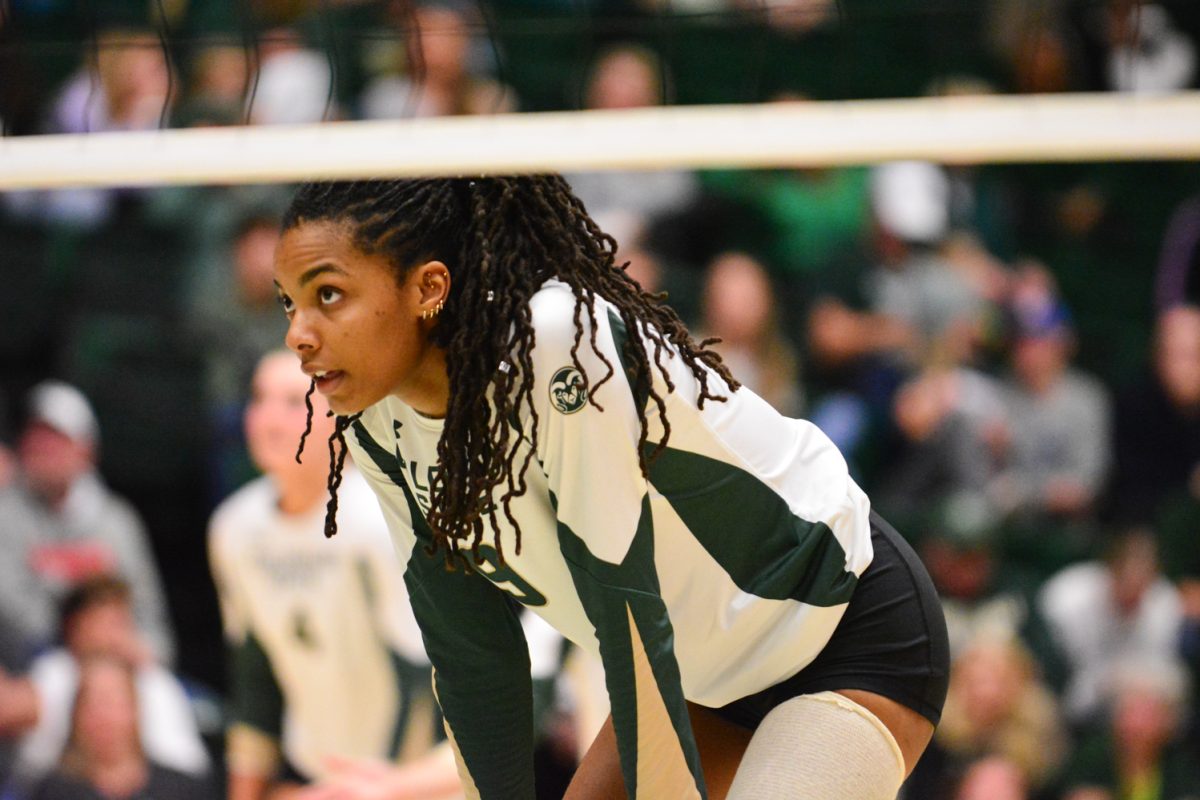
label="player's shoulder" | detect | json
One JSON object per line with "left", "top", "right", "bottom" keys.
{"left": 210, "top": 477, "right": 277, "bottom": 543}
{"left": 324, "top": 467, "right": 392, "bottom": 550}
{"left": 527, "top": 279, "right": 622, "bottom": 370}
{"left": 528, "top": 279, "right": 600, "bottom": 342}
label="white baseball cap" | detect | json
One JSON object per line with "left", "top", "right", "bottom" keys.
{"left": 871, "top": 160, "right": 950, "bottom": 244}
{"left": 26, "top": 380, "right": 99, "bottom": 443}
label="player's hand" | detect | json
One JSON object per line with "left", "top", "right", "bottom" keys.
{"left": 288, "top": 758, "right": 405, "bottom": 800}
{"left": 291, "top": 755, "right": 462, "bottom": 800}
{"left": 264, "top": 783, "right": 308, "bottom": 800}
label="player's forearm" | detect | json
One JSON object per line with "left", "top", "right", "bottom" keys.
{"left": 227, "top": 723, "right": 284, "bottom": 800}
{"left": 228, "top": 771, "right": 272, "bottom": 800}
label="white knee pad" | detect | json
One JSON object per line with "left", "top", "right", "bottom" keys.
{"left": 726, "top": 691, "right": 906, "bottom": 800}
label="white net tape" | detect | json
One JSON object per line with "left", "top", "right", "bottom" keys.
{"left": 1, "top": 91, "right": 1198, "bottom": 190}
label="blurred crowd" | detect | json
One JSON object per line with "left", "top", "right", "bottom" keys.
{"left": 2, "top": 0, "right": 1200, "bottom": 798}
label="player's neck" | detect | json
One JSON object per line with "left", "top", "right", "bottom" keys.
{"left": 275, "top": 470, "right": 331, "bottom": 518}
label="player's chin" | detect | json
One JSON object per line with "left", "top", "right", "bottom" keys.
{"left": 326, "top": 386, "right": 375, "bottom": 418}
{"left": 328, "top": 398, "right": 366, "bottom": 417}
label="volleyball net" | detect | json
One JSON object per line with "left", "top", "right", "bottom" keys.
{"left": 2, "top": 91, "right": 1200, "bottom": 190}
{"left": 3, "top": 0, "right": 1200, "bottom": 189}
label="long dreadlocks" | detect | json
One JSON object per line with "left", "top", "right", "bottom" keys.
{"left": 284, "top": 175, "right": 739, "bottom": 562}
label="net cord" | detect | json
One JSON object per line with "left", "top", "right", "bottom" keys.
{"left": 1, "top": 92, "right": 1198, "bottom": 190}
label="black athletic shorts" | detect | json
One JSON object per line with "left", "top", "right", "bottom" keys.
{"left": 712, "top": 512, "right": 950, "bottom": 729}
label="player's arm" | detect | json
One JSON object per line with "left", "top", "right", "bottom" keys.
{"left": 350, "top": 421, "right": 534, "bottom": 800}
{"left": 209, "top": 520, "right": 286, "bottom": 800}
{"left": 528, "top": 290, "right": 706, "bottom": 799}
{"left": 353, "top": 498, "right": 446, "bottom": 762}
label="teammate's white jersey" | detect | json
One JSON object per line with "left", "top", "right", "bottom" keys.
{"left": 346, "top": 279, "right": 874, "bottom": 799}
{"left": 208, "top": 469, "right": 439, "bottom": 781}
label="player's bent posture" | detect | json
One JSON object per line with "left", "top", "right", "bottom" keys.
{"left": 273, "top": 176, "right": 950, "bottom": 800}
{"left": 208, "top": 352, "right": 461, "bottom": 800}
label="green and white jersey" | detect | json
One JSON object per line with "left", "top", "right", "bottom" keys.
{"left": 347, "top": 279, "right": 874, "bottom": 799}
{"left": 208, "top": 469, "right": 440, "bottom": 781}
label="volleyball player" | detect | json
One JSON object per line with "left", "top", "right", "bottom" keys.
{"left": 273, "top": 176, "right": 949, "bottom": 799}
{"left": 208, "top": 351, "right": 460, "bottom": 800}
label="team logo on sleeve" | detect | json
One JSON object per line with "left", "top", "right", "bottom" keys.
{"left": 549, "top": 366, "right": 587, "bottom": 414}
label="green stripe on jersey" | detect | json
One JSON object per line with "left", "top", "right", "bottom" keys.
{"left": 553, "top": 491, "right": 706, "bottom": 799}
{"left": 352, "top": 421, "right": 537, "bottom": 800}
{"left": 230, "top": 631, "right": 285, "bottom": 738}
{"left": 606, "top": 306, "right": 857, "bottom": 609}
{"left": 646, "top": 445, "right": 857, "bottom": 608}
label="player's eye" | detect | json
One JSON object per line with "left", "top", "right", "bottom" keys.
{"left": 317, "top": 286, "right": 343, "bottom": 306}
{"left": 277, "top": 294, "right": 295, "bottom": 315}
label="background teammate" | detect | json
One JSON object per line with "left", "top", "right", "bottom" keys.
{"left": 208, "top": 351, "right": 460, "bottom": 800}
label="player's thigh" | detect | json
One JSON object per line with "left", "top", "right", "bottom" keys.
{"left": 563, "top": 702, "right": 753, "bottom": 800}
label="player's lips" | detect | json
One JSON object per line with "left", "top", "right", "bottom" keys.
{"left": 303, "top": 367, "right": 345, "bottom": 394}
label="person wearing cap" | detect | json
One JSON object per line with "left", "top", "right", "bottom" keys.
{"left": 985, "top": 264, "right": 1113, "bottom": 566}
{"left": 0, "top": 380, "right": 175, "bottom": 665}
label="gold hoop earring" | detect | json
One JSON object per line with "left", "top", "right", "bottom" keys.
{"left": 420, "top": 301, "right": 445, "bottom": 321}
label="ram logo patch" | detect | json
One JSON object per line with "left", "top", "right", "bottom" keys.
{"left": 549, "top": 366, "right": 587, "bottom": 414}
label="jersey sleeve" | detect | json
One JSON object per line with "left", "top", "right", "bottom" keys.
{"left": 526, "top": 287, "right": 706, "bottom": 799}
{"left": 348, "top": 419, "right": 536, "bottom": 800}
{"left": 206, "top": 509, "right": 285, "bottom": 778}
{"left": 343, "top": 474, "right": 445, "bottom": 761}
{"left": 345, "top": 473, "right": 430, "bottom": 666}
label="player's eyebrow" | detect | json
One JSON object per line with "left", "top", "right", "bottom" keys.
{"left": 273, "top": 263, "right": 348, "bottom": 292}
{"left": 297, "top": 264, "right": 348, "bottom": 287}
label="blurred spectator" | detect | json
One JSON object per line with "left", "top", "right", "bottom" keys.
{"left": 251, "top": 28, "right": 335, "bottom": 125}
{"left": 566, "top": 45, "right": 699, "bottom": 222}
{"left": 4, "top": 30, "right": 169, "bottom": 229}
{"left": 907, "top": 636, "right": 1067, "bottom": 800}
{"left": 187, "top": 211, "right": 289, "bottom": 417}
{"left": 1110, "top": 304, "right": 1200, "bottom": 526}
{"left": 1094, "top": 1, "right": 1197, "bottom": 94}
{"left": 0, "top": 382, "right": 174, "bottom": 664}
{"left": 987, "top": 265, "right": 1112, "bottom": 548}
{"left": 360, "top": 3, "right": 515, "bottom": 119}
{"left": 184, "top": 205, "right": 291, "bottom": 498}
{"left": 25, "top": 654, "right": 214, "bottom": 800}
{"left": 0, "top": 389, "right": 15, "bottom": 495}
{"left": 702, "top": 94, "right": 871, "bottom": 286}
{"left": 50, "top": 30, "right": 168, "bottom": 136}
{"left": 989, "top": 5, "right": 1085, "bottom": 94}
{"left": 173, "top": 45, "right": 250, "bottom": 128}
{"left": 953, "top": 756, "right": 1030, "bottom": 800}
{"left": 698, "top": 252, "right": 803, "bottom": 416}
{"left": 1036, "top": 529, "right": 1183, "bottom": 726}
{"left": 208, "top": 352, "right": 457, "bottom": 800}
{"left": 805, "top": 161, "right": 994, "bottom": 469}
{"left": 1181, "top": 576, "right": 1200, "bottom": 754}
{"left": 875, "top": 370, "right": 1004, "bottom": 532}
{"left": 1058, "top": 658, "right": 1199, "bottom": 800}
{"left": 906, "top": 492, "right": 1046, "bottom": 662}
{"left": 1155, "top": 194, "right": 1200, "bottom": 310}
{"left": 0, "top": 577, "right": 208, "bottom": 794}
{"left": 864, "top": 161, "right": 989, "bottom": 364}
{"left": 808, "top": 161, "right": 988, "bottom": 375}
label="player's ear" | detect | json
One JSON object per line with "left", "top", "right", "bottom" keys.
{"left": 413, "top": 261, "right": 450, "bottom": 317}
